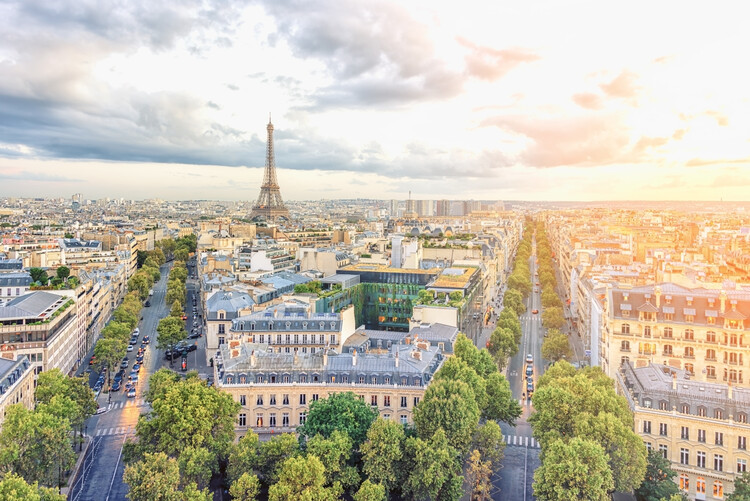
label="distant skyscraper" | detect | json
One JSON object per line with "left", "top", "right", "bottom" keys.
{"left": 71, "top": 193, "right": 81, "bottom": 211}
{"left": 251, "top": 116, "right": 290, "bottom": 222}
{"left": 436, "top": 200, "right": 450, "bottom": 217}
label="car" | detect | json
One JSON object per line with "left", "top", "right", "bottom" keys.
{"left": 130, "top": 337, "right": 138, "bottom": 345}
{"left": 527, "top": 382, "right": 534, "bottom": 395}
{"left": 136, "top": 355, "right": 144, "bottom": 364}
{"left": 526, "top": 354, "right": 533, "bottom": 364}
{"left": 127, "top": 388, "right": 136, "bottom": 398}
{"left": 89, "top": 356, "right": 96, "bottom": 365}
{"left": 145, "top": 300, "right": 151, "bottom": 307}
{"left": 127, "top": 345, "right": 134, "bottom": 352}
{"left": 532, "top": 309, "right": 539, "bottom": 314}
{"left": 181, "top": 315, "right": 187, "bottom": 320}
{"left": 93, "top": 382, "right": 102, "bottom": 392}
{"left": 140, "top": 343, "right": 146, "bottom": 351}
{"left": 111, "top": 381, "right": 121, "bottom": 391}
{"left": 84, "top": 367, "right": 93, "bottom": 374}
{"left": 133, "top": 328, "right": 139, "bottom": 335}
{"left": 125, "top": 381, "right": 134, "bottom": 390}
{"left": 129, "top": 374, "right": 139, "bottom": 383}
{"left": 133, "top": 363, "right": 140, "bottom": 372}
{"left": 525, "top": 365, "right": 533, "bottom": 376}
{"left": 535, "top": 282, "right": 540, "bottom": 286}
{"left": 143, "top": 335, "right": 150, "bottom": 344}
{"left": 526, "top": 375, "right": 533, "bottom": 384}
{"left": 114, "top": 373, "right": 123, "bottom": 382}
{"left": 188, "top": 331, "right": 200, "bottom": 339}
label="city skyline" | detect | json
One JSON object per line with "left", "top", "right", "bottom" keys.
{"left": 1, "top": 1, "right": 750, "bottom": 201}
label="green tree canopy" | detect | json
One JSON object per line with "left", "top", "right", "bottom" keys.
{"left": 542, "top": 306, "right": 565, "bottom": 330}
{"left": 541, "top": 329, "right": 573, "bottom": 362}
{"left": 353, "top": 480, "right": 386, "bottom": 501}
{"left": 156, "top": 316, "right": 186, "bottom": 350}
{"left": 360, "top": 418, "right": 405, "bottom": 495}
{"left": 227, "top": 432, "right": 261, "bottom": 485}
{"left": 55, "top": 266, "right": 70, "bottom": 280}
{"left": 0, "top": 472, "right": 65, "bottom": 501}
{"left": 483, "top": 372, "right": 522, "bottom": 425}
{"left": 487, "top": 326, "right": 518, "bottom": 370}
{"left": 29, "top": 267, "right": 49, "bottom": 285}
{"left": 414, "top": 378, "right": 480, "bottom": 454}
{"left": 229, "top": 472, "right": 261, "bottom": 501}
{"left": 728, "top": 471, "right": 750, "bottom": 501}
{"left": 453, "top": 334, "right": 496, "bottom": 378}
{"left": 298, "top": 392, "right": 377, "bottom": 447}
{"left": 256, "top": 433, "right": 301, "bottom": 485}
{"left": 123, "top": 452, "right": 209, "bottom": 501}
{"left": 268, "top": 455, "right": 341, "bottom": 501}
{"left": 403, "top": 429, "right": 463, "bottom": 501}
{"left": 503, "top": 289, "right": 526, "bottom": 315}
{"left": 533, "top": 438, "right": 614, "bottom": 501}
{"left": 634, "top": 450, "right": 681, "bottom": 501}
{"left": 306, "top": 431, "right": 359, "bottom": 491}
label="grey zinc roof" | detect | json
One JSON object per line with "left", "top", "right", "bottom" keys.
{"left": 3, "top": 291, "right": 64, "bottom": 318}
{"left": 0, "top": 272, "right": 32, "bottom": 287}
{"left": 206, "top": 291, "right": 255, "bottom": 320}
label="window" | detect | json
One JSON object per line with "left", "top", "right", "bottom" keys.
{"left": 645, "top": 442, "right": 652, "bottom": 451}
{"left": 643, "top": 421, "right": 652, "bottom": 434}
{"left": 707, "top": 315, "right": 715, "bottom": 325}
{"left": 312, "top": 394, "right": 319, "bottom": 401}
{"left": 706, "top": 331, "right": 716, "bottom": 343}
{"left": 300, "top": 394, "right": 307, "bottom": 405}
{"left": 240, "top": 395, "right": 246, "bottom": 406}
{"left": 698, "top": 406, "right": 707, "bottom": 417}
{"left": 622, "top": 323, "right": 630, "bottom": 334}
{"left": 282, "top": 394, "right": 289, "bottom": 405}
{"left": 739, "top": 436, "right": 747, "bottom": 450}
{"left": 218, "top": 324, "right": 225, "bottom": 334}
{"left": 239, "top": 413, "right": 246, "bottom": 427}
{"left": 698, "top": 429, "right": 706, "bottom": 443}
{"left": 679, "top": 473, "right": 689, "bottom": 490}
{"left": 696, "top": 478, "right": 706, "bottom": 494}
{"left": 219, "top": 312, "right": 225, "bottom": 320}
{"left": 621, "top": 340, "right": 630, "bottom": 351}
{"left": 384, "top": 396, "right": 391, "bottom": 407}
{"left": 286, "top": 334, "right": 291, "bottom": 344}
{"left": 330, "top": 334, "right": 336, "bottom": 345}
{"left": 664, "top": 327, "right": 673, "bottom": 338}
{"left": 269, "top": 413, "right": 276, "bottom": 427}
{"left": 707, "top": 366, "right": 716, "bottom": 379}
{"left": 684, "top": 328, "right": 694, "bottom": 340}
{"left": 401, "top": 396, "right": 407, "bottom": 408}
{"left": 684, "top": 363, "right": 694, "bottom": 375}
{"left": 663, "top": 344, "right": 673, "bottom": 355}
{"left": 644, "top": 326, "right": 651, "bottom": 337}
{"left": 680, "top": 448, "right": 689, "bottom": 465}
{"left": 256, "top": 395, "right": 263, "bottom": 405}
{"left": 659, "top": 444, "right": 668, "bottom": 459}
{"left": 659, "top": 401, "right": 668, "bottom": 411}
{"left": 716, "top": 432, "right": 724, "bottom": 446}
{"left": 256, "top": 414, "right": 264, "bottom": 427}
{"left": 371, "top": 395, "right": 378, "bottom": 406}
{"left": 714, "top": 454, "right": 723, "bottom": 471}
{"left": 738, "top": 458, "right": 747, "bottom": 473}
{"left": 413, "top": 397, "right": 420, "bottom": 406}
{"left": 299, "top": 412, "right": 307, "bottom": 424}
{"left": 713, "top": 481, "right": 723, "bottom": 498}
{"left": 659, "top": 423, "right": 668, "bottom": 436}
{"left": 219, "top": 337, "right": 225, "bottom": 345}
{"left": 706, "top": 348, "right": 716, "bottom": 361}
{"left": 684, "top": 346, "right": 694, "bottom": 358}
{"left": 384, "top": 376, "right": 390, "bottom": 385}
{"left": 681, "top": 426, "right": 689, "bottom": 439}
{"left": 270, "top": 395, "right": 276, "bottom": 405}
{"left": 359, "top": 376, "right": 365, "bottom": 384}
{"left": 282, "top": 413, "right": 289, "bottom": 427}
{"left": 697, "top": 451, "right": 706, "bottom": 468}
{"left": 715, "top": 409, "right": 724, "bottom": 420}
{"left": 400, "top": 415, "right": 408, "bottom": 424}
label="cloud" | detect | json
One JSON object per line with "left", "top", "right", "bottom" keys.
{"left": 672, "top": 129, "right": 687, "bottom": 140}
{"left": 600, "top": 70, "right": 640, "bottom": 99}
{"left": 710, "top": 173, "right": 750, "bottom": 188}
{"left": 458, "top": 38, "right": 539, "bottom": 81}
{"left": 572, "top": 92, "right": 604, "bottom": 110}
{"left": 705, "top": 110, "right": 729, "bottom": 126}
{"left": 0, "top": 170, "right": 81, "bottom": 182}
{"left": 686, "top": 157, "right": 750, "bottom": 167}
{"left": 482, "top": 113, "right": 631, "bottom": 167}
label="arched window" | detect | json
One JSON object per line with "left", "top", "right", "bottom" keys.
{"left": 684, "top": 328, "right": 694, "bottom": 340}
{"left": 681, "top": 403, "right": 690, "bottom": 414}
{"left": 706, "top": 348, "right": 716, "bottom": 361}
{"left": 713, "top": 481, "right": 723, "bottom": 498}
{"left": 663, "top": 344, "right": 673, "bottom": 355}
{"left": 684, "top": 346, "right": 694, "bottom": 357}
{"left": 621, "top": 340, "right": 630, "bottom": 351}
{"left": 706, "top": 331, "right": 716, "bottom": 343}
{"left": 696, "top": 477, "right": 705, "bottom": 494}
{"left": 706, "top": 366, "right": 716, "bottom": 378}
{"left": 684, "top": 363, "right": 694, "bottom": 375}
{"left": 664, "top": 327, "right": 673, "bottom": 338}
{"left": 679, "top": 474, "right": 689, "bottom": 491}
{"left": 737, "top": 412, "right": 748, "bottom": 424}
{"left": 621, "top": 323, "right": 630, "bottom": 334}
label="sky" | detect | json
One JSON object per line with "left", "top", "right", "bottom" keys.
{"left": 1, "top": 0, "right": 750, "bottom": 202}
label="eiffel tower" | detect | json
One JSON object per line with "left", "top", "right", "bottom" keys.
{"left": 251, "top": 116, "right": 290, "bottom": 222}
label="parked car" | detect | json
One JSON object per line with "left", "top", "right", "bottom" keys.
{"left": 526, "top": 354, "right": 533, "bottom": 364}
{"left": 111, "top": 381, "right": 121, "bottom": 391}
{"left": 525, "top": 365, "right": 533, "bottom": 376}
{"left": 127, "top": 345, "right": 134, "bottom": 352}
{"left": 127, "top": 388, "right": 136, "bottom": 398}
{"left": 133, "top": 363, "right": 140, "bottom": 372}
{"left": 532, "top": 309, "right": 539, "bottom": 314}
{"left": 145, "top": 300, "right": 151, "bottom": 307}
{"left": 143, "top": 335, "right": 150, "bottom": 344}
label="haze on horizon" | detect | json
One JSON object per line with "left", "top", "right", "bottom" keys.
{"left": 1, "top": 0, "right": 749, "bottom": 202}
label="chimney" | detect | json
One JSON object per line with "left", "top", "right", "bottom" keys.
{"left": 654, "top": 286, "right": 661, "bottom": 308}
{"left": 352, "top": 349, "right": 357, "bottom": 366}
{"left": 250, "top": 349, "right": 256, "bottom": 367}
{"left": 671, "top": 372, "right": 676, "bottom": 390}
{"left": 728, "top": 381, "right": 733, "bottom": 400}
{"left": 323, "top": 349, "right": 329, "bottom": 367}
{"left": 719, "top": 290, "right": 727, "bottom": 314}
{"left": 412, "top": 350, "right": 421, "bottom": 361}
{"left": 294, "top": 351, "right": 299, "bottom": 365}
{"left": 394, "top": 350, "right": 399, "bottom": 368}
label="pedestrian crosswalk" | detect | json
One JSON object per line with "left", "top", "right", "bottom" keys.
{"left": 504, "top": 434, "right": 541, "bottom": 448}
{"left": 94, "top": 426, "right": 136, "bottom": 437}
{"left": 108, "top": 398, "right": 148, "bottom": 410}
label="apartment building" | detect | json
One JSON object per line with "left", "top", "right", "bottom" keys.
{"left": 604, "top": 284, "right": 749, "bottom": 388}
{"left": 617, "top": 362, "right": 748, "bottom": 500}
{"left": 215, "top": 326, "right": 451, "bottom": 435}
{"left": 0, "top": 291, "right": 79, "bottom": 376}
{"left": 0, "top": 272, "right": 32, "bottom": 305}
{"left": 205, "top": 291, "right": 255, "bottom": 351}
{"left": 0, "top": 356, "right": 34, "bottom": 427}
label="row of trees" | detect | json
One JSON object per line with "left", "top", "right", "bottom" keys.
{"left": 535, "top": 223, "right": 573, "bottom": 362}
{"left": 157, "top": 260, "right": 189, "bottom": 354}
{"left": 0, "top": 369, "right": 96, "bottom": 494}
{"left": 487, "top": 225, "right": 534, "bottom": 369}
{"left": 166, "top": 260, "right": 188, "bottom": 309}
{"left": 529, "top": 361, "right": 648, "bottom": 500}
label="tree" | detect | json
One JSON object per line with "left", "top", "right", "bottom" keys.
{"left": 635, "top": 451, "right": 681, "bottom": 501}
{"left": 361, "top": 418, "right": 405, "bottom": 494}
{"left": 507, "top": 271, "right": 531, "bottom": 296}
{"left": 484, "top": 372, "right": 522, "bottom": 424}
{"left": 497, "top": 309, "right": 522, "bottom": 341}
{"left": 156, "top": 316, "right": 186, "bottom": 351}
{"left": 541, "top": 329, "right": 572, "bottom": 362}
{"left": 94, "top": 337, "right": 127, "bottom": 386}
{"left": 503, "top": 289, "right": 526, "bottom": 315}
{"left": 101, "top": 321, "right": 131, "bottom": 342}
{"left": 533, "top": 438, "right": 613, "bottom": 501}
{"left": 227, "top": 431, "right": 261, "bottom": 485}
{"left": 170, "top": 300, "right": 183, "bottom": 319}
{"left": 178, "top": 446, "right": 215, "bottom": 491}
{"left": 113, "top": 308, "right": 138, "bottom": 331}
{"left": 29, "top": 267, "right": 49, "bottom": 285}
{"left": 434, "top": 357, "right": 487, "bottom": 412}
{"left": 35, "top": 369, "right": 96, "bottom": 442}
{"left": 539, "top": 271, "right": 556, "bottom": 289}
{"left": 298, "top": 392, "right": 378, "bottom": 447}
{"left": 487, "top": 327, "right": 518, "bottom": 370}
{"left": 541, "top": 288, "right": 562, "bottom": 309}
{"left": 353, "top": 480, "right": 386, "bottom": 501}
{"left": 0, "top": 404, "right": 75, "bottom": 487}
{"left": 453, "top": 334, "right": 496, "bottom": 378}
{"left": 256, "top": 433, "right": 301, "bottom": 484}
{"left": 130, "top": 376, "right": 239, "bottom": 469}
{"left": 145, "top": 369, "right": 181, "bottom": 404}
{"left": 542, "top": 306, "right": 565, "bottom": 330}
{"left": 466, "top": 450, "right": 492, "bottom": 501}
{"left": 414, "top": 378, "right": 480, "bottom": 454}
{"left": 306, "top": 431, "right": 359, "bottom": 491}
{"left": 229, "top": 472, "right": 260, "bottom": 501}
{"left": 0, "top": 472, "right": 65, "bottom": 501}
{"left": 268, "top": 455, "right": 341, "bottom": 501}
{"left": 55, "top": 266, "right": 70, "bottom": 280}
{"left": 727, "top": 471, "right": 750, "bottom": 501}
{"left": 472, "top": 421, "right": 505, "bottom": 466}
{"left": 123, "top": 452, "right": 208, "bottom": 501}
{"left": 403, "top": 430, "right": 463, "bottom": 501}
{"left": 174, "top": 248, "right": 189, "bottom": 263}
{"left": 128, "top": 273, "right": 152, "bottom": 300}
